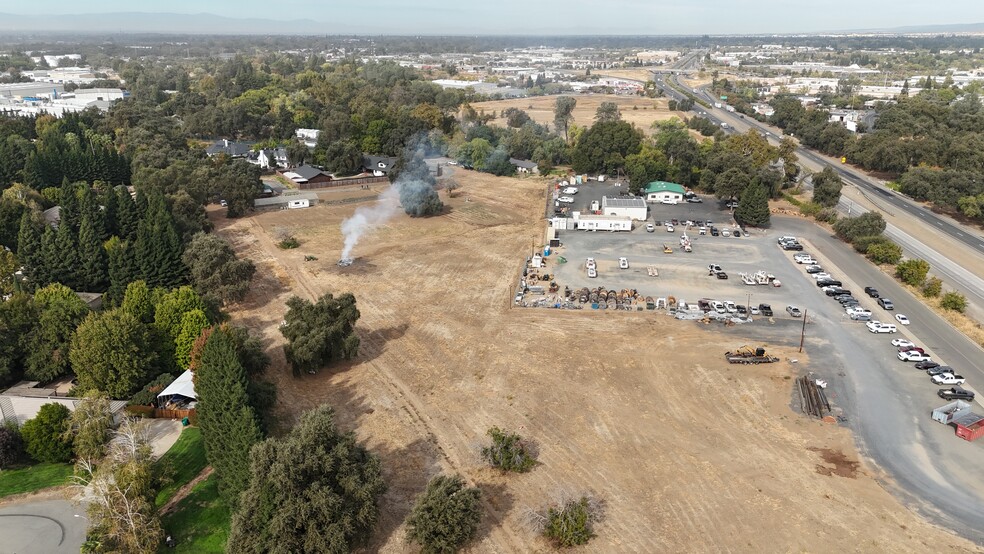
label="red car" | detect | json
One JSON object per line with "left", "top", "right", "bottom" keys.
{"left": 897, "top": 346, "right": 926, "bottom": 354}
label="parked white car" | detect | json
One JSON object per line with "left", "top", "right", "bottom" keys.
{"left": 813, "top": 273, "right": 832, "bottom": 281}
{"left": 710, "top": 300, "right": 726, "bottom": 314}
{"left": 585, "top": 258, "right": 596, "bottom": 270}
{"left": 618, "top": 257, "right": 629, "bottom": 269}
{"left": 646, "top": 223, "right": 655, "bottom": 232}
{"left": 660, "top": 198, "right": 678, "bottom": 205}
{"left": 898, "top": 351, "right": 932, "bottom": 362}
{"left": 587, "top": 267, "right": 597, "bottom": 278}
{"left": 557, "top": 196, "right": 575, "bottom": 203}
{"left": 932, "top": 373, "right": 966, "bottom": 385}
{"left": 795, "top": 256, "right": 817, "bottom": 265}
{"left": 891, "top": 338, "right": 916, "bottom": 348}
{"left": 563, "top": 187, "right": 578, "bottom": 194}
{"left": 723, "top": 301, "right": 738, "bottom": 313}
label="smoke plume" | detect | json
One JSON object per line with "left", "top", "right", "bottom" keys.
{"left": 339, "top": 185, "right": 400, "bottom": 261}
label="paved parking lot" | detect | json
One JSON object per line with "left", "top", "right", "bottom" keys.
{"left": 547, "top": 197, "right": 802, "bottom": 316}
{"left": 0, "top": 499, "right": 86, "bottom": 554}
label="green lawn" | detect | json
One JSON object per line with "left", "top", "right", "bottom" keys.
{"left": 159, "top": 475, "right": 229, "bottom": 553}
{"left": 0, "top": 462, "right": 74, "bottom": 498}
{"left": 154, "top": 427, "right": 207, "bottom": 507}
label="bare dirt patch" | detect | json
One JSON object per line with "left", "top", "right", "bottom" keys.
{"left": 808, "top": 447, "right": 860, "bottom": 478}
{"left": 216, "top": 170, "right": 980, "bottom": 553}
{"left": 471, "top": 94, "right": 687, "bottom": 134}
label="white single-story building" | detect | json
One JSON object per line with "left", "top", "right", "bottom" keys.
{"left": 573, "top": 212, "right": 632, "bottom": 232}
{"left": 601, "top": 196, "right": 648, "bottom": 221}
{"left": 643, "top": 182, "right": 686, "bottom": 204}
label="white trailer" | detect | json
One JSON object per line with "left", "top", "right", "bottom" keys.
{"left": 288, "top": 199, "right": 310, "bottom": 209}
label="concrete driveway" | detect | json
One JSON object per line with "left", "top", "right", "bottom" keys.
{"left": 0, "top": 499, "right": 86, "bottom": 554}
{"left": 145, "top": 418, "right": 184, "bottom": 459}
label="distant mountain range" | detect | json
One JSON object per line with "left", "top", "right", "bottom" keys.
{"left": 863, "top": 22, "right": 984, "bottom": 34}
{"left": 0, "top": 12, "right": 330, "bottom": 35}
{"left": 0, "top": 12, "right": 982, "bottom": 36}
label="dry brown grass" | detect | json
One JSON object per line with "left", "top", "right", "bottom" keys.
{"left": 471, "top": 94, "right": 687, "bottom": 134}
{"left": 213, "top": 171, "right": 980, "bottom": 553}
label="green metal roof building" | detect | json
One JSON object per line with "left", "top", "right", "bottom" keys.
{"left": 643, "top": 181, "right": 687, "bottom": 195}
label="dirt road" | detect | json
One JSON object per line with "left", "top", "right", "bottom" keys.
{"left": 216, "top": 173, "right": 981, "bottom": 552}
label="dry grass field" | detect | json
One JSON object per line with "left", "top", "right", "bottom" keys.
{"left": 214, "top": 171, "right": 980, "bottom": 553}
{"left": 471, "top": 94, "right": 688, "bottom": 134}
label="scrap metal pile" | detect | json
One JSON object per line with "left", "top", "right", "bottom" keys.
{"left": 724, "top": 346, "right": 780, "bottom": 364}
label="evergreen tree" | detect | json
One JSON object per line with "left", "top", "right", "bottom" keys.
{"left": 174, "top": 309, "right": 209, "bottom": 369}
{"left": 51, "top": 219, "right": 80, "bottom": 289}
{"left": 58, "top": 179, "right": 80, "bottom": 233}
{"left": 135, "top": 194, "right": 185, "bottom": 288}
{"left": 227, "top": 404, "right": 385, "bottom": 553}
{"left": 116, "top": 187, "right": 138, "bottom": 241}
{"left": 37, "top": 225, "right": 58, "bottom": 287}
{"left": 16, "top": 212, "right": 43, "bottom": 286}
{"left": 196, "top": 327, "right": 264, "bottom": 509}
{"left": 78, "top": 215, "right": 108, "bottom": 292}
{"left": 100, "top": 186, "right": 119, "bottom": 239}
{"left": 105, "top": 237, "right": 138, "bottom": 306}
{"left": 734, "top": 183, "right": 771, "bottom": 227}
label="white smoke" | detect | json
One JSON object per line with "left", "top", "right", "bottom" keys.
{"left": 339, "top": 184, "right": 401, "bottom": 261}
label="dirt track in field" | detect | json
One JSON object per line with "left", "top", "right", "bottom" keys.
{"left": 214, "top": 171, "right": 981, "bottom": 553}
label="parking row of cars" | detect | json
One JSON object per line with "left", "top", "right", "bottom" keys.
{"left": 886, "top": 338, "right": 975, "bottom": 400}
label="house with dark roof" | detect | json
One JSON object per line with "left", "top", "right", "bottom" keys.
{"left": 281, "top": 164, "right": 333, "bottom": 187}
{"left": 206, "top": 139, "right": 254, "bottom": 158}
{"left": 509, "top": 158, "right": 539, "bottom": 174}
{"left": 363, "top": 155, "right": 398, "bottom": 177}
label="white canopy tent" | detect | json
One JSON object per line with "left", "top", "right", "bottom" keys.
{"left": 156, "top": 370, "right": 197, "bottom": 408}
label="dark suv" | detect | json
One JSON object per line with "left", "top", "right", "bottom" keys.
{"left": 938, "top": 387, "right": 975, "bottom": 401}
{"left": 864, "top": 286, "right": 879, "bottom": 298}
{"left": 758, "top": 303, "right": 773, "bottom": 316}
{"left": 782, "top": 242, "right": 804, "bottom": 251}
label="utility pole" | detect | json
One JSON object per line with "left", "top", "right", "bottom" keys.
{"left": 799, "top": 309, "right": 808, "bottom": 353}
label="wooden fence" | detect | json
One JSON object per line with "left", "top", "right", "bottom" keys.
{"left": 124, "top": 405, "right": 196, "bottom": 420}
{"left": 297, "top": 175, "right": 388, "bottom": 190}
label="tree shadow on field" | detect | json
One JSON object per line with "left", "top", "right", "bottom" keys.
{"left": 472, "top": 480, "right": 516, "bottom": 545}
{"left": 344, "top": 322, "right": 410, "bottom": 367}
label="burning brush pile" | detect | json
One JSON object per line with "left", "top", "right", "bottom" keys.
{"left": 337, "top": 258, "right": 354, "bottom": 267}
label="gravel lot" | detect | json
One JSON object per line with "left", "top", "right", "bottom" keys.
{"left": 548, "top": 197, "right": 805, "bottom": 317}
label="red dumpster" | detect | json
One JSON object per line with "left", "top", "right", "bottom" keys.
{"left": 954, "top": 413, "right": 984, "bottom": 442}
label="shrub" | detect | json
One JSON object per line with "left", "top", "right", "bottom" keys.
{"left": 895, "top": 259, "right": 930, "bottom": 287}
{"left": 544, "top": 497, "right": 596, "bottom": 547}
{"left": 21, "top": 403, "right": 73, "bottom": 463}
{"left": 941, "top": 292, "right": 967, "bottom": 313}
{"left": 834, "top": 212, "right": 885, "bottom": 243}
{"left": 852, "top": 234, "right": 889, "bottom": 254}
{"left": 481, "top": 427, "right": 537, "bottom": 473}
{"left": 797, "top": 201, "right": 822, "bottom": 217}
{"left": 405, "top": 474, "right": 482, "bottom": 553}
{"left": 815, "top": 208, "right": 838, "bottom": 223}
{"left": 923, "top": 277, "right": 943, "bottom": 298}
{"left": 129, "top": 373, "right": 177, "bottom": 406}
{"left": 278, "top": 237, "right": 300, "bottom": 249}
{"left": 0, "top": 425, "right": 24, "bottom": 469}
{"left": 866, "top": 240, "right": 903, "bottom": 265}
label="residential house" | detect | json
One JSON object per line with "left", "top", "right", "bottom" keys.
{"left": 363, "top": 155, "right": 398, "bottom": 177}
{"left": 0, "top": 381, "right": 127, "bottom": 425}
{"left": 250, "top": 147, "right": 289, "bottom": 169}
{"left": 205, "top": 139, "right": 254, "bottom": 158}
{"left": 281, "top": 164, "right": 333, "bottom": 188}
{"left": 295, "top": 128, "right": 320, "bottom": 149}
{"left": 643, "top": 181, "right": 686, "bottom": 204}
{"left": 509, "top": 158, "right": 539, "bottom": 174}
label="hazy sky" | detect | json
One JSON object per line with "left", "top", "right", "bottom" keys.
{"left": 7, "top": 1, "right": 984, "bottom": 34}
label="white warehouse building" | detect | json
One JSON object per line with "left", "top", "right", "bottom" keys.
{"left": 572, "top": 212, "right": 632, "bottom": 232}
{"left": 601, "top": 196, "right": 648, "bottom": 221}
